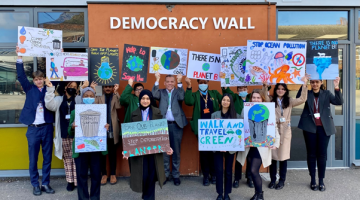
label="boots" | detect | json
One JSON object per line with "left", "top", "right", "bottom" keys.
{"left": 250, "top": 191, "right": 264, "bottom": 200}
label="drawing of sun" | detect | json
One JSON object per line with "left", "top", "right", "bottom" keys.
{"left": 151, "top": 61, "right": 161, "bottom": 73}
{"left": 93, "top": 56, "right": 117, "bottom": 84}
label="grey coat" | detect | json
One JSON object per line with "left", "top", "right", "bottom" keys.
{"left": 152, "top": 84, "right": 188, "bottom": 128}
{"left": 296, "top": 87, "right": 343, "bottom": 136}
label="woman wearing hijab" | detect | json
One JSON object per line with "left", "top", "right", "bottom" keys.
{"left": 68, "top": 87, "right": 109, "bottom": 200}
{"left": 44, "top": 79, "right": 81, "bottom": 191}
{"left": 211, "top": 94, "right": 241, "bottom": 200}
{"left": 122, "top": 90, "right": 173, "bottom": 200}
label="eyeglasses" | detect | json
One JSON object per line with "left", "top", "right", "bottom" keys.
{"left": 135, "top": 88, "right": 143, "bottom": 92}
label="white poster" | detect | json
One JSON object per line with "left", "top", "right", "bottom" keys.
{"left": 46, "top": 52, "right": 88, "bottom": 81}
{"left": 187, "top": 51, "right": 221, "bottom": 81}
{"left": 18, "top": 26, "right": 62, "bottom": 57}
{"left": 244, "top": 102, "right": 276, "bottom": 147}
{"left": 149, "top": 47, "right": 188, "bottom": 75}
{"left": 246, "top": 40, "right": 307, "bottom": 84}
{"left": 198, "top": 119, "right": 244, "bottom": 151}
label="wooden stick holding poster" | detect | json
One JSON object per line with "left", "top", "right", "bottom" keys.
{"left": 121, "top": 44, "right": 149, "bottom": 82}
{"left": 121, "top": 119, "right": 170, "bottom": 157}
{"left": 89, "top": 48, "right": 119, "bottom": 85}
{"left": 187, "top": 51, "right": 221, "bottom": 81}
{"left": 243, "top": 102, "right": 275, "bottom": 147}
{"left": 198, "top": 119, "right": 244, "bottom": 151}
{"left": 306, "top": 39, "right": 339, "bottom": 80}
{"left": 246, "top": 40, "right": 307, "bottom": 84}
{"left": 149, "top": 47, "right": 188, "bottom": 75}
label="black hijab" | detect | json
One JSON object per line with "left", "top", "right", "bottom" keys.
{"left": 139, "top": 90, "right": 154, "bottom": 111}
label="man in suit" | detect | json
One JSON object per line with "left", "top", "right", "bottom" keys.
{"left": 152, "top": 72, "right": 187, "bottom": 186}
{"left": 16, "top": 46, "right": 55, "bottom": 196}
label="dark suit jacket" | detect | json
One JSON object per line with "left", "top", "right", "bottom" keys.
{"left": 296, "top": 87, "right": 343, "bottom": 136}
{"left": 129, "top": 106, "right": 166, "bottom": 193}
{"left": 16, "top": 62, "right": 54, "bottom": 125}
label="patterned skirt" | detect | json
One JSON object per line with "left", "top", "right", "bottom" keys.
{"left": 62, "top": 138, "right": 77, "bottom": 185}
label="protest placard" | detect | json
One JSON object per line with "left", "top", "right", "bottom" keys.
{"left": 121, "top": 44, "right": 149, "bottom": 82}
{"left": 89, "top": 48, "right": 119, "bottom": 85}
{"left": 149, "top": 47, "right": 188, "bottom": 75}
{"left": 187, "top": 51, "right": 221, "bottom": 81}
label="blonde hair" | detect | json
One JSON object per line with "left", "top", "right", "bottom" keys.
{"left": 250, "top": 89, "right": 265, "bottom": 102}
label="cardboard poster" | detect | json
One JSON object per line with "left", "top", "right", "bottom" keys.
{"left": 187, "top": 51, "right": 221, "bottom": 81}
{"left": 121, "top": 119, "right": 170, "bottom": 157}
{"left": 198, "top": 119, "right": 245, "bottom": 151}
{"left": 46, "top": 52, "right": 88, "bottom": 81}
{"left": 149, "top": 47, "right": 188, "bottom": 75}
{"left": 220, "top": 46, "right": 252, "bottom": 86}
{"left": 306, "top": 39, "right": 339, "bottom": 80}
{"left": 246, "top": 40, "right": 307, "bottom": 84}
{"left": 121, "top": 44, "right": 149, "bottom": 82}
{"left": 75, "top": 104, "right": 107, "bottom": 153}
{"left": 244, "top": 102, "right": 276, "bottom": 147}
{"left": 89, "top": 48, "right": 119, "bottom": 86}
{"left": 18, "top": 26, "right": 62, "bottom": 57}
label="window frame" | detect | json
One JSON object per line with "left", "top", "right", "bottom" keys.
{"left": 355, "top": 9, "right": 360, "bottom": 43}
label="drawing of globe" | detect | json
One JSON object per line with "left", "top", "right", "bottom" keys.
{"left": 126, "top": 55, "right": 144, "bottom": 72}
{"left": 161, "top": 50, "right": 180, "bottom": 70}
{"left": 236, "top": 129, "right": 242, "bottom": 135}
{"left": 202, "top": 63, "right": 210, "bottom": 71}
{"left": 97, "top": 62, "right": 113, "bottom": 80}
{"left": 248, "top": 104, "right": 269, "bottom": 122}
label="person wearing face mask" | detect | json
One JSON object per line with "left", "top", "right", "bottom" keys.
{"left": 120, "top": 78, "right": 145, "bottom": 123}
{"left": 261, "top": 75, "right": 308, "bottom": 190}
{"left": 122, "top": 90, "right": 174, "bottom": 200}
{"left": 45, "top": 80, "right": 81, "bottom": 192}
{"left": 68, "top": 87, "right": 109, "bottom": 200}
{"left": 184, "top": 77, "right": 223, "bottom": 186}
{"left": 15, "top": 46, "right": 55, "bottom": 196}
{"left": 296, "top": 77, "right": 342, "bottom": 192}
{"left": 237, "top": 90, "right": 280, "bottom": 200}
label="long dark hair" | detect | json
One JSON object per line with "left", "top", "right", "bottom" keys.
{"left": 220, "top": 93, "right": 237, "bottom": 119}
{"left": 272, "top": 83, "right": 290, "bottom": 109}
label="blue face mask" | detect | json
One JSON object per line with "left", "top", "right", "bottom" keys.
{"left": 199, "top": 84, "right": 208, "bottom": 95}
{"left": 83, "top": 98, "right": 95, "bottom": 104}
{"left": 239, "top": 91, "right": 248, "bottom": 98}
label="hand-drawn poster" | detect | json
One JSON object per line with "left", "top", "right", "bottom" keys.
{"left": 246, "top": 40, "right": 307, "bottom": 84}
{"left": 306, "top": 39, "right": 339, "bottom": 80}
{"left": 187, "top": 51, "right": 221, "bottom": 81}
{"left": 149, "top": 47, "right": 188, "bottom": 75}
{"left": 75, "top": 104, "right": 107, "bottom": 153}
{"left": 121, "top": 119, "right": 170, "bottom": 157}
{"left": 198, "top": 119, "right": 244, "bottom": 151}
{"left": 243, "top": 102, "right": 276, "bottom": 147}
{"left": 18, "top": 26, "right": 62, "bottom": 57}
{"left": 89, "top": 48, "right": 119, "bottom": 86}
{"left": 121, "top": 44, "right": 149, "bottom": 82}
{"left": 220, "top": 46, "right": 253, "bottom": 86}
{"left": 46, "top": 52, "right": 88, "bottom": 81}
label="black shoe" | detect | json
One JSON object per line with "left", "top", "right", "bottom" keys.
{"left": 275, "top": 182, "right": 284, "bottom": 190}
{"left": 33, "top": 186, "right": 42, "bottom": 196}
{"left": 247, "top": 179, "right": 254, "bottom": 188}
{"left": 319, "top": 184, "right": 326, "bottom": 192}
{"left": 211, "top": 176, "right": 216, "bottom": 184}
{"left": 310, "top": 182, "right": 318, "bottom": 191}
{"left": 216, "top": 194, "right": 223, "bottom": 200}
{"left": 163, "top": 177, "right": 170, "bottom": 185}
{"left": 41, "top": 185, "right": 55, "bottom": 194}
{"left": 224, "top": 194, "right": 231, "bottom": 200}
{"left": 250, "top": 191, "right": 264, "bottom": 200}
{"left": 268, "top": 182, "right": 275, "bottom": 189}
{"left": 66, "top": 182, "right": 75, "bottom": 192}
{"left": 232, "top": 180, "right": 239, "bottom": 188}
{"left": 173, "top": 178, "right": 181, "bottom": 186}
{"left": 203, "top": 177, "right": 210, "bottom": 186}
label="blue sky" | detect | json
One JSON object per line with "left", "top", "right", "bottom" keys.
{"left": 278, "top": 11, "right": 348, "bottom": 26}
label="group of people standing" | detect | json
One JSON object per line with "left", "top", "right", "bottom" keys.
{"left": 15, "top": 45, "right": 343, "bottom": 200}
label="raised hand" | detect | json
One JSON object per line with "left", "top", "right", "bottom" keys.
{"left": 16, "top": 44, "right": 22, "bottom": 59}
{"left": 301, "top": 74, "right": 310, "bottom": 85}
{"left": 262, "top": 81, "right": 268, "bottom": 88}
{"left": 90, "top": 81, "right": 98, "bottom": 92}
{"left": 155, "top": 72, "right": 160, "bottom": 82}
{"left": 177, "top": 74, "right": 183, "bottom": 83}
{"left": 114, "top": 84, "right": 119, "bottom": 94}
{"left": 45, "top": 77, "right": 53, "bottom": 87}
{"left": 334, "top": 77, "right": 340, "bottom": 89}
{"left": 128, "top": 78, "right": 133, "bottom": 87}
{"left": 185, "top": 77, "right": 191, "bottom": 88}
{"left": 82, "top": 80, "right": 89, "bottom": 89}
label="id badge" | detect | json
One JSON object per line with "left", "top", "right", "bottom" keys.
{"left": 279, "top": 117, "right": 286, "bottom": 123}
{"left": 203, "top": 108, "right": 210, "bottom": 114}
{"left": 65, "top": 114, "right": 70, "bottom": 119}
{"left": 314, "top": 113, "right": 320, "bottom": 119}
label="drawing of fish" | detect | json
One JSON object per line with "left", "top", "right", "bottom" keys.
{"left": 250, "top": 66, "right": 267, "bottom": 76}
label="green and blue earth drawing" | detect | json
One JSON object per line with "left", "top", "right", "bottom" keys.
{"left": 248, "top": 104, "right": 270, "bottom": 122}
{"left": 126, "top": 55, "right": 144, "bottom": 72}
{"left": 97, "top": 62, "right": 113, "bottom": 80}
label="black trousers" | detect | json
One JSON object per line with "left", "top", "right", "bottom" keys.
{"left": 75, "top": 152, "right": 102, "bottom": 200}
{"left": 234, "top": 152, "right": 252, "bottom": 181}
{"left": 101, "top": 138, "right": 117, "bottom": 176}
{"left": 248, "top": 147, "right": 263, "bottom": 193}
{"left": 142, "top": 154, "right": 156, "bottom": 200}
{"left": 269, "top": 160, "right": 288, "bottom": 183}
{"left": 303, "top": 126, "right": 331, "bottom": 179}
{"left": 200, "top": 151, "right": 216, "bottom": 179}
{"left": 214, "top": 151, "right": 234, "bottom": 195}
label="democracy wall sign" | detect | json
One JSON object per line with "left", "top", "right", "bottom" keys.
{"left": 121, "top": 119, "right": 170, "bottom": 157}
{"left": 121, "top": 44, "right": 149, "bottom": 82}
{"left": 187, "top": 51, "right": 221, "bottom": 81}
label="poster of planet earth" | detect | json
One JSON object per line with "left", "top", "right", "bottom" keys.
{"left": 89, "top": 48, "right": 119, "bottom": 86}
{"left": 187, "top": 51, "right": 221, "bottom": 81}
{"left": 121, "top": 44, "right": 149, "bottom": 83}
{"left": 149, "top": 47, "right": 188, "bottom": 75}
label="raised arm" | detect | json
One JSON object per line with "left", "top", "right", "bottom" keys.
{"left": 16, "top": 61, "right": 32, "bottom": 93}
{"left": 329, "top": 77, "right": 343, "bottom": 105}
{"left": 184, "top": 77, "right": 196, "bottom": 106}
{"left": 291, "top": 76, "right": 309, "bottom": 107}
{"left": 261, "top": 83, "right": 271, "bottom": 102}
{"left": 152, "top": 72, "right": 161, "bottom": 100}
{"left": 113, "top": 84, "right": 121, "bottom": 109}
{"left": 176, "top": 74, "right": 184, "bottom": 101}
{"left": 120, "top": 79, "right": 135, "bottom": 106}
{"left": 44, "top": 79, "right": 60, "bottom": 112}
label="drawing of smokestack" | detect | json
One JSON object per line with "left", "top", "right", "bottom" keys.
{"left": 248, "top": 104, "right": 270, "bottom": 143}
{"left": 79, "top": 109, "right": 101, "bottom": 137}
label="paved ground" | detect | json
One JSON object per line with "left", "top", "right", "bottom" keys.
{"left": 0, "top": 168, "right": 359, "bottom": 200}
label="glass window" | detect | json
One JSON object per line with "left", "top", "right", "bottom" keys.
{"left": 358, "top": 11, "right": 360, "bottom": 40}
{"left": 356, "top": 120, "right": 360, "bottom": 160}
{"left": 356, "top": 46, "right": 360, "bottom": 116}
{"left": 0, "top": 12, "right": 30, "bottom": 43}
{"left": 0, "top": 50, "right": 34, "bottom": 124}
{"left": 335, "top": 48, "right": 343, "bottom": 115}
{"left": 37, "top": 12, "right": 85, "bottom": 43}
{"left": 278, "top": 11, "right": 348, "bottom": 40}
{"left": 335, "top": 126, "right": 343, "bottom": 160}
{"left": 289, "top": 127, "right": 307, "bottom": 161}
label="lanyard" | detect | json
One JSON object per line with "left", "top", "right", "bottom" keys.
{"left": 67, "top": 101, "right": 71, "bottom": 115}
{"left": 168, "top": 92, "right": 171, "bottom": 110}
{"left": 277, "top": 98, "right": 283, "bottom": 116}
{"left": 201, "top": 93, "right": 208, "bottom": 108}
{"left": 314, "top": 98, "right": 319, "bottom": 113}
